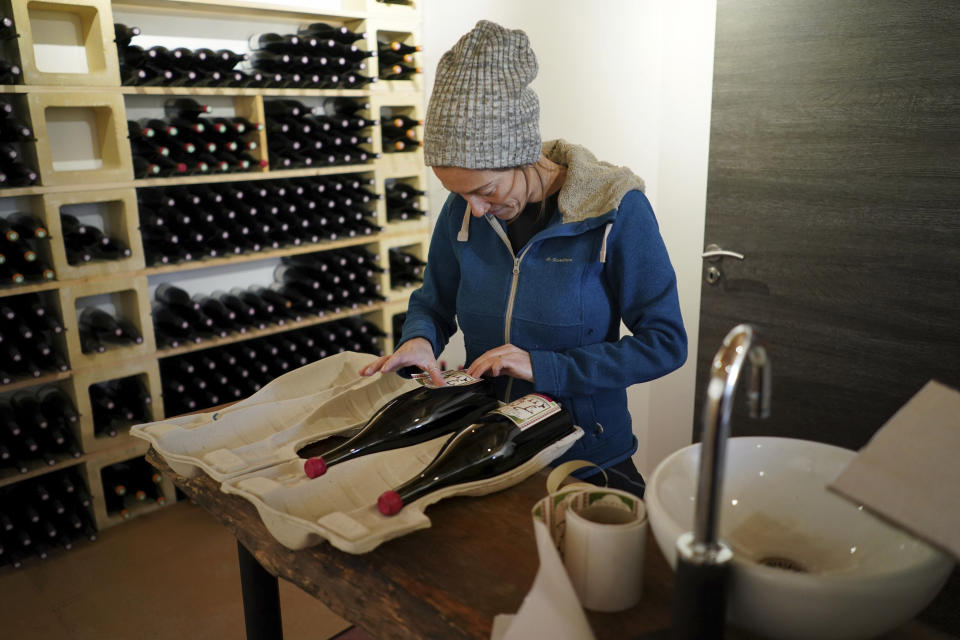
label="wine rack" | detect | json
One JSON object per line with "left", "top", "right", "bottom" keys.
{"left": 1, "top": 0, "right": 428, "bottom": 565}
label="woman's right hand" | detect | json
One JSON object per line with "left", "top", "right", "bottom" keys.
{"left": 358, "top": 337, "right": 446, "bottom": 386}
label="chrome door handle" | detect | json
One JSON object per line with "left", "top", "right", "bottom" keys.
{"left": 701, "top": 244, "right": 745, "bottom": 261}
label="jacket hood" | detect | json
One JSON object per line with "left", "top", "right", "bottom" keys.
{"left": 543, "top": 139, "right": 646, "bottom": 224}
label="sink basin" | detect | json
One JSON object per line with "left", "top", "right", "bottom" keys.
{"left": 646, "top": 436, "right": 953, "bottom": 640}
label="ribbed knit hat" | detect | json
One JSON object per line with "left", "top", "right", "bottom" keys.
{"left": 424, "top": 20, "right": 541, "bottom": 169}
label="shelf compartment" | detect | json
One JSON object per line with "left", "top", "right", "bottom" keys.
{"left": 41, "top": 188, "right": 145, "bottom": 280}
{"left": 380, "top": 231, "right": 425, "bottom": 302}
{"left": 373, "top": 27, "right": 423, "bottom": 93}
{"left": 68, "top": 358, "right": 162, "bottom": 454}
{"left": 25, "top": 91, "right": 133, "bottom": 186}
{"left": 82, "top": 440, "right": 174, "bottom": 530}
{"left": 378, "top": 165, "right": 428, "bottom": 231}
{"left": 4, "top": 0, "right": 121, "bottom": 86}
{"left": 57, "top": 275, "right": 155, "bottom": 369}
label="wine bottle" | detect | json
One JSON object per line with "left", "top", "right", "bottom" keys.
{"left": 37, "top": 387, "right": 79, "bottom": 425}
{"left": 0, "top": 118, "right": 33, "bottom": 143}
{"left": 302, "top": 372, "right": 499, "bottom": 478}
{"left": 378, "top": 394, "right": 576, "bottom": 515}
{"left": 299, "top": 23, "right": 365, "bottom": 44}
{"left": 378, "top": 48, "right": 415, "bottom": 66}
{"left": 380, "top": 63, "right": 421, "bottom": 81}
{"left": 0, "top": 163, "right": 38, "bottom": 186}
{"left": 378, "top": 40, "right": 422, "bottom": 56}
{"left": 0, "top": 60, "right": 22, "bottom": 85}
{"left": 114, "top": 23, "right": 141, "bottom": 48}
{"left": 0, "top": 216, "right": 19, "bottom": 242}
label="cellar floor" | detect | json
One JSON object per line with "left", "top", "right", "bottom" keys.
{"left": 0, "top": 500, "right": 357, "bottom": 640}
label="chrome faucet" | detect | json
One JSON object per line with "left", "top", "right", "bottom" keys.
{"left": 672, "top": 324, "right": 771, "bottom": 640}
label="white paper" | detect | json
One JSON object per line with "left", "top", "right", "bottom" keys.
{"left": 492, "top": 519, "right": 595, "bottom": 640}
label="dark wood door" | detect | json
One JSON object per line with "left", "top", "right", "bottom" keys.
{"left": 695, "top": 0, "right": 960, "bottom": 450}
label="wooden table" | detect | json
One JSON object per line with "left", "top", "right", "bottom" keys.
{"left": 147, "top": 449, "right": 953, "bottom": 640}
{"left": 147, "top": 448, "right": 675, "bottom": 639}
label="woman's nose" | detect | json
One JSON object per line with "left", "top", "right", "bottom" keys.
{"left": 465, "top": 195, "right": 488, "bottom": 217}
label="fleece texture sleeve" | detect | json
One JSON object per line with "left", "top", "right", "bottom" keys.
{"left": 397, "top": 195, "right": 460, "bottom": 356}
{"left": 529, "top": 191, "right": 687, "bottom": 395}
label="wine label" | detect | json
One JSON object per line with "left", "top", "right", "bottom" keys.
{"left": 412, "top": 370, "right": 481, "bottom": 388}
{"left": 494, "top": 393, "right": 561, "bottom": 430}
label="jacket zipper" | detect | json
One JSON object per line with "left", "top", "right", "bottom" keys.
{"left": 486, "top": 217, "right": 533, "bottom": 401}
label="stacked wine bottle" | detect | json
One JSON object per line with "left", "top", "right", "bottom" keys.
{"left": 2, "top": 212, "right": 55, "bottom": 285}
{"left": 0, "top": 15, "right": 22, "bottom": 85}
{"left": 129, "top": 98, "right": 264, "bottom": 178}
{"left": 151, "top": 248, "right": 384, "bottom": 349}
{"left": 137, "top": 174, "right": 380, "bottom": 266}
{"left": 0, "top": 468, "right": 98, "bottom": 569}
{"left": 0, "top": 97, "right": 38, "bottom": 189}
{"left": 1, "top": 386, "right": 81, "bottom": 473}
{"left": 89, "top": 375, "right": 152, "bottom": 440}
{"left": 115, "top": 22, "right": 376, "bottom": 90}
{"left": 100, "top": 456, "right": 167, "bottom": 520}
{"left": 159, "top": 314, "right": 385, "bottom": 415}
{"left": 60, "top": 212, "right": 132, "bottom": 266}
{"left": 379, "top": 111, "right": 421, "bottom": 153}
{"left": 265, "top": 98, "right": 377, "bottom": 169}
{"left": 116, "top": 23, "right": 251, "bottom": 88}
{"left": 377, "top": 38, "right": 421, "bottom": 81}
{"left": 0, "top": 292, "right": 68, "bottom": 385}
{"left": 248, "top": 24, "right": 376, "bottom": 90}
{"left": 384, "top": 179, "right": 426, "bottom": 221}
{"left": 77, "top": 307, "right": 143, "bottom": 354}
{"left": 389, "top": 247, "right": 425, "bottom": 289}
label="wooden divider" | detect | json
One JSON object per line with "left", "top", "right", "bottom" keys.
{"left": 41, "top": 187, "right": 145, "bottom": 280}
{"left": 25, "top": 91, "right": 133, "bottom": 186}
{"left": 56, "top": 274, "right": 156, "bottom": 369}
{"left": 67, "top": 357, "right": 163, "bottom": 454}
{"left": 3, "top": 0, "right": 122, "bottom": 87}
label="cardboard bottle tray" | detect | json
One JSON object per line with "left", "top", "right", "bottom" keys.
{"left": 130, "top": 352, "right": 419, "bottom": 481}
{"left": 131, "top": 351, "right": 583, "bottom": 553}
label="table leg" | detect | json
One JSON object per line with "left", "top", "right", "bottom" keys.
{"left": 237, "top": 540, "right": 284, "bottom": 640}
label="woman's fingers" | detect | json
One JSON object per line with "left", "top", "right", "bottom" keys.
{"left": 466, "top": 344, "right": 533, "bottom": 382}
{"left": 358, "top": 338, "right": 443, "bottom": 384}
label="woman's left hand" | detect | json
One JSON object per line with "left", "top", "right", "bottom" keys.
{"left": 466, "top": 344, "right": 534, "bottom": 382}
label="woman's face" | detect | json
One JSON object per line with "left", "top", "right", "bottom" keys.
{"left": 432, "top": 166, "right": 528, "bottom": 222}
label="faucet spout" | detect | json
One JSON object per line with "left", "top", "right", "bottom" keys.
{"left": 694, "top": 323, "right": 771, "bottom": 549}
{"left": 671, "top": 324, "right": 772, "bottom": 640}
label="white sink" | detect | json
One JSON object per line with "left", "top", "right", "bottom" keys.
{"left": 646, "top": 436, "right": 954, "bottom": 640}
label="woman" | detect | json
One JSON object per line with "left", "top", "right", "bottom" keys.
{"left": 361, "top": 20, "right": 686, "bottom": 495}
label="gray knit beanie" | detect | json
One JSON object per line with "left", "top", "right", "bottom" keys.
{"left": 424, "top": 20, "right": 541, "bottom": 169}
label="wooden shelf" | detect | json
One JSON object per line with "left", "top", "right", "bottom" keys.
{"left": 0, "top": 370, "right": 74, "bottom": 393}
{"left": 112, "top": 0, "right": 367, "bottom": 21}
{"left": 1, "top": 84, "right": 373, "bottom": 97}
{"left": 0, "top": 454, "right": 85, "bottom": 489}
{"left": 0, "top": 279, "right": 65, "bottom": 299}
{"left": 141, "top": 233, "right": 382, "bottom": 276}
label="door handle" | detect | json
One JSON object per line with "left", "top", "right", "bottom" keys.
{"left": 701, "top": 244, "right": 745, "bottom": 261}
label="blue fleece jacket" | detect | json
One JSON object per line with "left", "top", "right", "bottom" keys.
{"left": 400, "top": 140, "right": 687, "bottom": 470}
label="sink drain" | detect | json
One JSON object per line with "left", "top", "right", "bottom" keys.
{"left": 758, "top": 556, "right": 808, "bottom": 573}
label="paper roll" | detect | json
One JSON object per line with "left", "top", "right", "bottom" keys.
{"left": 562, "top": 488, "right": 647, "bottom": 612}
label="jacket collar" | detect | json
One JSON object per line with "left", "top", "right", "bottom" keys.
{"left": 543, "top": 139, "right": 646, "bottom": 224}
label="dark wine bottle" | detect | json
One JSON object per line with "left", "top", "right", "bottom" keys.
{"left": 378, "top": 40, "right": 422, "bottom": 56}
{"left": 378, "top": 394, "right": 576, "bottom": 515}
{"left": 302, "top": 372, "right": 499, "bottom": 477}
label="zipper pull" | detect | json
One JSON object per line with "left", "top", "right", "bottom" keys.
{"left": 513, "top": 257, "right": 520, "bottom": 275}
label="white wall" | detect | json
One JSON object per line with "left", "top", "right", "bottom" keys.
{"left": 421, "top": 1, "right": 717, "bottom": 475}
